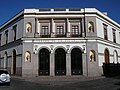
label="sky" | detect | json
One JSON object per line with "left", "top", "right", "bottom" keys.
{"left": 0, "top": 0, "right": 120, "bottom": 26}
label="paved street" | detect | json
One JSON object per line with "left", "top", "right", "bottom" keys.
{"left": 0, "top": 76, "right": 120, "bottom": 90}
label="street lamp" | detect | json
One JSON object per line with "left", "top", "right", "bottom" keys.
{"left": 33, "top": 45, "right": 38, "bottom": 54}
{"left": 50, "top": 45, "right": 54, "bottom": 50}
{"left": 82, "top": 45, "right": 86, "bottom": 51}
{"left": 66, "top": 45, "right": 70, "bottom": 52}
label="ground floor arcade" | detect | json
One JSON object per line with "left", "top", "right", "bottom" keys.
{"left": 38, "top": 47, "right": 83, "bottom": 76}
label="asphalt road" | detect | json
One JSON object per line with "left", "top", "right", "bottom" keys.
{"left": 0, "top": 76, "right": 120, "bottom": 90}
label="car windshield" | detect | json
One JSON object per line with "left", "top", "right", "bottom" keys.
{"left": 0, "top": 70, "right": 8, "bottom": 74}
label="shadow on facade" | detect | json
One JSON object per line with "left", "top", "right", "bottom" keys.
{"left": 102, "top": 63, "right": 120, "bottom": 77}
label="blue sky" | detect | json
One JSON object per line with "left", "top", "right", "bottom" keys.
{"left": 0, "top": 0, "right": 120, "bottom": 26}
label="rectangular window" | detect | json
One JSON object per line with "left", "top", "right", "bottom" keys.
{"left": 13, "top": 25, "right": 17, "bottom": 41}
{"left": 103, "top": 24, "right": 108, "bottom": 40}
{"left": 119, "top": 32, "right": 120, "bottom": 43}
{"left": 41, "top": 26, "right": 49, "bottom": 35}
{"left": 113, "top": 29, "right": 116, "bottom": 43}
{"left": 71, "top": 25, "right": 79, "bottom": 35}
{"left": 0, "top": 54, "right": 1, "bottom": 68}
{"left": 56, "top": 26, "right": 64, "bottom": 35}
{"left": 5, "top": 31, "right": 8, "bottom": 44}
{"left": 0, "top": 34, "right": 1, "bottom": 46}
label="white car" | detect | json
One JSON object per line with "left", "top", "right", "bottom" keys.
{"left": 0, "top": 70, "right": 10, "bottom": 85}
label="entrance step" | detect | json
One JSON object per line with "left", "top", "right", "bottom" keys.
{"left": 13, "top": 76, "right": 104, "bottom": 86}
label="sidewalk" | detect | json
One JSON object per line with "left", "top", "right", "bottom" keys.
{"left": 12, "top": 75, "right": 105, "bottom": 86}
{"left": 10, "top": 75, "right": 120, "bottom": 90}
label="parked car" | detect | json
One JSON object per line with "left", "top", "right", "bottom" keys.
{"left": 0, "top": 70, "right": 10, "bottom": 85}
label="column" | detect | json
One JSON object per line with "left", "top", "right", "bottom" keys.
{"left": 66, "top": 53, "right": 71, "bottom": 76}
{"left": 35, "top": 18, "right": 39, "bottom": 37}
{"left": 35, "top": 18, "right": 38, "bottom": 33}
{"left": 66, "top": 18, "right": 70, "bottom": 37}
{"left": 82, "top": 53, "right": 87, "bottom": 76}
{"left": 11, "top": 58, "right": 14, "bottom": 75}
{"left": 82, "top": 18, "right": 85, "bottom": 37}
{"left": 33, "top": 53, "right": 39, "bottom": 76}
{"left": 51, "top": 18, "right": 55, "bottom": 37}
{"left": 50, "top": 52, "right": 55, "bottom": 76}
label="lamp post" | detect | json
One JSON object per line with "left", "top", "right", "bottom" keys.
{"left": 66, "top": 45, "right": 70, "bottom": 53}
{"left": 50, "top": 45, "right": 54, "bottom": 50}
{"left": 82, "top": 45, "right": 86, "bottom": 51}
{"left": 50, "top": 45, "right": 54, "bottom": 53}
{"left": 33, "top": 45, "right": 38, "bottom": 54}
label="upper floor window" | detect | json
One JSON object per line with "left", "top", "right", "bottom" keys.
{"left": 103, "top": 24, "right": 108, "bottom": 40}
{"left": 0, "top": 34, "right": 1, "bottom": 46}
{"left": 5, "top": 30, "right": 8, "bottom": 44}
{"left": 69, "top": 19, "right": 81, "bottom": 37}
{"left": 56, "top": 26, "right": 64, "bottom": 35}
{"left": 88, "top": 21, "right": 94, "bottom": 32}
{"left": 119, "top": 32, "right": 120, "bottom": 43}
{"left": 39, "top": 19, "right": 51, "bottom": 38}
{"left": 71, "top": 25, "right": 79, "bottom": 35}
{"left": 112, "top": 29, "right": 116, "bottom": 43}
{"left": 0, "top": 54, "right": 1, "bottom": 68}
{"left": 26, "top": 22, "right": 32, "bottom": 33}
{"left": 13, "top": 25, "right": 17, "bottom": 41}
{"left": 54, "top": 19, "right": 66, "bottom": 37}
{"left": 41, "top": 26, "right": 49, "bottom": 35}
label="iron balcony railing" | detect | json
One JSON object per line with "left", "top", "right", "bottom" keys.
{"left": 34, "top": 32, "right": 82, "bottom": 38}
{"left": 55, "top": 32, "right": 66, "bottom": 37}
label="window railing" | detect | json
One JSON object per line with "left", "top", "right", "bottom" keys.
{"left": 55, "top": 32, "right": 66, "bottom": 37}
{"left": 34, "top": 32, "right": 50, "bottom": 38}
{"left": 40, "top": 32, "right": 50, "bottom": 38}
{"left": 34, "top": 32, "right": 82, "bottom": 38}
{"left": 70, "top": 32, "right": 81, "bottom": 37}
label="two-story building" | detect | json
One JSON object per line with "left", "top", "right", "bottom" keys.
{"left": 0, "top": 8, "right": 120, "bottom": 77}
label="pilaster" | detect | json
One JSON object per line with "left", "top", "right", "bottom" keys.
{"left": 50, "top": 52, "right": 55, "bottom": 76}
{"left": 51, "top": 18, "right": 55, "bottom": 37}
{"left": 66, "top": 53, "right": 71, "bottom": 76}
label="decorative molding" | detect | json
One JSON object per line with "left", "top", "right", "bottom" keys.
{"left": 34, "top": 39, "right": 86, "bottom": 44}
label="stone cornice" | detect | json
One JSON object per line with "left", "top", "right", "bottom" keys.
{"left": 0, "top": 8, "right": 120, "bottom": 31}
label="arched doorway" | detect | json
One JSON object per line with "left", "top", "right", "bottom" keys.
{"left": 39, "top": 48, "right": 50, "bottom": 75}
{"left": 11, "top": 49, "right": 16, "bottom": 75}
{"left": 104, "top": 49, "right": 109, "bottom": 64}
{"left": 114, "top": 50, "right": 118, "bottom": 63}
{"left": 103, "top": 48, "right": 110, "bottom": 76}
{"left": 71, "top": 48, "right": 83, "bottom": 75}
{"left": 4, "top": 52, "right": 8, "bottom": 69}
{"left": 55, "top": 48, "right": 66, "bottom": 75}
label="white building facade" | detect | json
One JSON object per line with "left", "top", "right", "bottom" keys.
{"left": 0, "top": 8, "right": 120, "bottom": 77}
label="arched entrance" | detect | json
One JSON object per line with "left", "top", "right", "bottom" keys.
{"left": 114, "top": 50, "right": 118, "bottom": 63}
{"left": 104, "top": 49, "right": 109, "bottom": 64}
{"left": 11, "top": 49, "right": 16, "bottom": 75}
{"left": 4, "top": 52, "right": 8, "bottom": 69}
{"left": 103, "top": 48, "right": 110, "bottom": 76}
{"left": 71, "top": 48, "right": 83, "bottom": 75}
{"left": 55, "top": 48, "right": 66, "bottom": 75}
{"left": 39, "top": 48, "right": 50, "bottom": 75}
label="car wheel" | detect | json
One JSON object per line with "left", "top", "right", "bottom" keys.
{"left": 0, "top": 74, "right": 7, "bottom": 82}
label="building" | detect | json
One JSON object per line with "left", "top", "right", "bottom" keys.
{"left": 0, "top": 8, "right": 120, "bottom": 77}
